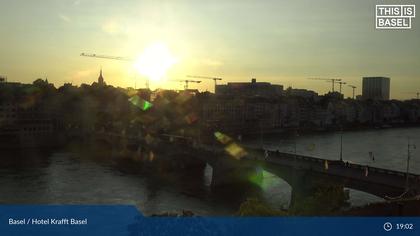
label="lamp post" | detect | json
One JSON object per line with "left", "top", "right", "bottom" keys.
{"left": 259, "top": 119, "right": 263, "bottom": 149}
{"left": 339, "top": 128, "right": 343, "bottom": 162}
{"left": 405, "top": 137, "right": 413, "bottom": 191}
{"left": 293, "top": 130, "right": 298, "bottom": 169}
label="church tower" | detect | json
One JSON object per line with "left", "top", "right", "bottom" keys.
{"left": 98, "top": 68, "right": 105, "bottom": 85}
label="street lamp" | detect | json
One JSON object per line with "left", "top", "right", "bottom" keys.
{"left": 339, "top": 128, "right": 343, "bottom": 162}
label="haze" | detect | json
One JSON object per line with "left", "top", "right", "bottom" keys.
{"left": 0, "top": 0, "right": 419, "bottom": 99}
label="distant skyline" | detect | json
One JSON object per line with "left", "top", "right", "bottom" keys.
{"left": 0, "top": 0, "right": 419, "bottom": 99}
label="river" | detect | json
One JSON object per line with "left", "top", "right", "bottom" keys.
{"left": 256, "top": 126, "right": 420, "bottom": 210}
{"left": 0, "top": 127, "right": 419, "bottom": 215}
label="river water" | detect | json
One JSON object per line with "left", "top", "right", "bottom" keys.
{"left": 0, "top": 127, "right": 419, "bottom": 216}
{"left": 257, "top": 126, "right": 420, "bottom": 210}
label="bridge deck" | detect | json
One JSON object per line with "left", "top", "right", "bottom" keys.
{"left": 246, "top": 149, "right": 420, "bottom": 195}
{"left": 94, "top": 132, "right": 420, "bottom": 196}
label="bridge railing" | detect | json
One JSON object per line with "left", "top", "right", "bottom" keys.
{"left": 258, "top": 149, "right": 420, "bottom": 179}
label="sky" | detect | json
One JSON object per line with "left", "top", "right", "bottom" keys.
{"left": 0, "top": 0, "right": 419, "bottom": 99}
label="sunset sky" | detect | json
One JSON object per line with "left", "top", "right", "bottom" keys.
{"left": 0, "top": 0, "right": 419, "bottom": 99}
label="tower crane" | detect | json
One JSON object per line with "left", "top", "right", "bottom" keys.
{"left": 307, "top": 78, "right": 342, "bottom": 92}
{"left": 336, "top": 81, "right": 347, "bottom": 94}
{"left": 80, "top": 52, "right": 150, "bottom": 88}
{"left": 348, "top": 85, "right": 357, "bottom": 99}
{"left": 169, "top": 80, "right": 201, "bottom": 90}
{"left": 80, "top": 53, "right": 133, "bottom": 61}
{"left": 186, "top": 75, "right": 222, "bottom": 91}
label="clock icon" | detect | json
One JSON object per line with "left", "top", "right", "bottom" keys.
{"left": 384, "top": 222, "right": 393, "bottom": 231}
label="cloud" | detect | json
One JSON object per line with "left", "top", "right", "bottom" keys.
{"left": 58, "top": 14, "right": 71, "bottom": 23}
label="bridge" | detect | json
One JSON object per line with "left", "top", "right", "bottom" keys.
{"left": 90, "top": 131, "right": 420, "bottom": 200}
{"left": 245, "top": 149, "right": 420, "bottom": 199}
{"left": 192, "top": 141, "right": 420, "bottom": 200}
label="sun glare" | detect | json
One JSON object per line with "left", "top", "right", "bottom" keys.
{"left": 133, "top": 43, "right": 177, "bottom": 82}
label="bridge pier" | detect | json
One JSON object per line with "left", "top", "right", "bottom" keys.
{"left": 210, "top": 156, "right": 263, "bottom": 191}
{"left": 262, "top": 165, "right": 314, "bottom": 206}
{"left": 262, "top": 163, "right": 349, "bottom": 213}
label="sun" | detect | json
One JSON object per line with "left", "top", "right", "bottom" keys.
{"left": 133, "top": 43, "right": 177, "bottom": 82}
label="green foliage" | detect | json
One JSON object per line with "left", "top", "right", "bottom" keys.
{"left": 236, "top": 185, "right": 350, "bottom": 216}
{"left": 236, "top": 198, "right": 287, "bottom": 216}
{"left": 289, "top": 185, "right": 350, "bottom": 216}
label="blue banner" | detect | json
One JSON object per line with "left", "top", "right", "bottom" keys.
{"left": 0, "top": 205, "right": 419, "bottom": 236}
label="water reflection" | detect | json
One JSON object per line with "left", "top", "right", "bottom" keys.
{"left": 246, "top": 127, "right": 420, "bottom": 207}
{"left": 0, "top": 148, "right": 386, "bottom": 215}
{"left": 2, "top": 127, "right": 413, "bottom": 215}
{"left": 259, "top": 170, "right": 291, "bottom": 210}
{"left": 0, "top": 149, "right": 235, "bottom": 215}
{"left": 0, "top": 149, "right": 51, "bottom": 204}
{"left": 261, "top": 127, "right": 420, "bottom": 173}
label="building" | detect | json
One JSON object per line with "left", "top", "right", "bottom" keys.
{"left": 215, "top": 78, "right": 283, "bottom": 98}
{"left": 0, "top": 103, "right": 59, "bottom": 148}
{"left": 202, "top": 96, "right": 281, "bottom": 135}
{"left": 285, "top": 87, "right": 319, "bottom": 99}
{"left": 0, "top": 103, "right": 18, "bottom": 124}
{"left": 98, "top": 69, "right": 106, "bottom": 86}
{"left": 362, "top": 77, "right": 390, "bottom": 100}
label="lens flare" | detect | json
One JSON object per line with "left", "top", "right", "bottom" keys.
{"left": 128, "top": 95, "right": 153, "bottom": 111}
{"left": 225, "top": 143, "right": 247, "bottom": 160}
{"left": 214, "top": 131, "right": 232, "bottom": 144}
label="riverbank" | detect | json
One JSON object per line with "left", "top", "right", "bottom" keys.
{"left": 152, "top": 198, "right": 420, "bottom": 217}
{"left": 342, "top": 198, "right": 420, "bottom": 216}
{"left": 241, "top": 123, "right": 420, "bottom": 141}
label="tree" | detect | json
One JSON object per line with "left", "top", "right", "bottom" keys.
{"left": 236, "top": 198, "right": 287, "bottom": 216}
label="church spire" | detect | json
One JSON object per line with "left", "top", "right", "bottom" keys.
{"left": 98, "top": 67, "right": 105, "bottom": 85}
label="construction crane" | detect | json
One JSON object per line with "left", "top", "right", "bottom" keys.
{"left": 169, "top": 80, "right": 201, "bottom": 90}
{"left": 186, "top": 75, "right": 222, "bottom": 91}
{"left": 336, "top": 81, "right": 347, "bottom": 94}
{"left": 308, "top": 78, "right": 342, "bottom": 92}
{"left": 80, "top": 52, "right": 149, "bottom": 88}
{"left": 348, "top": 85, "right": 357, "bottom": 99}
{"left": 80, "top": 53, "right": 133, "bottom": 61}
